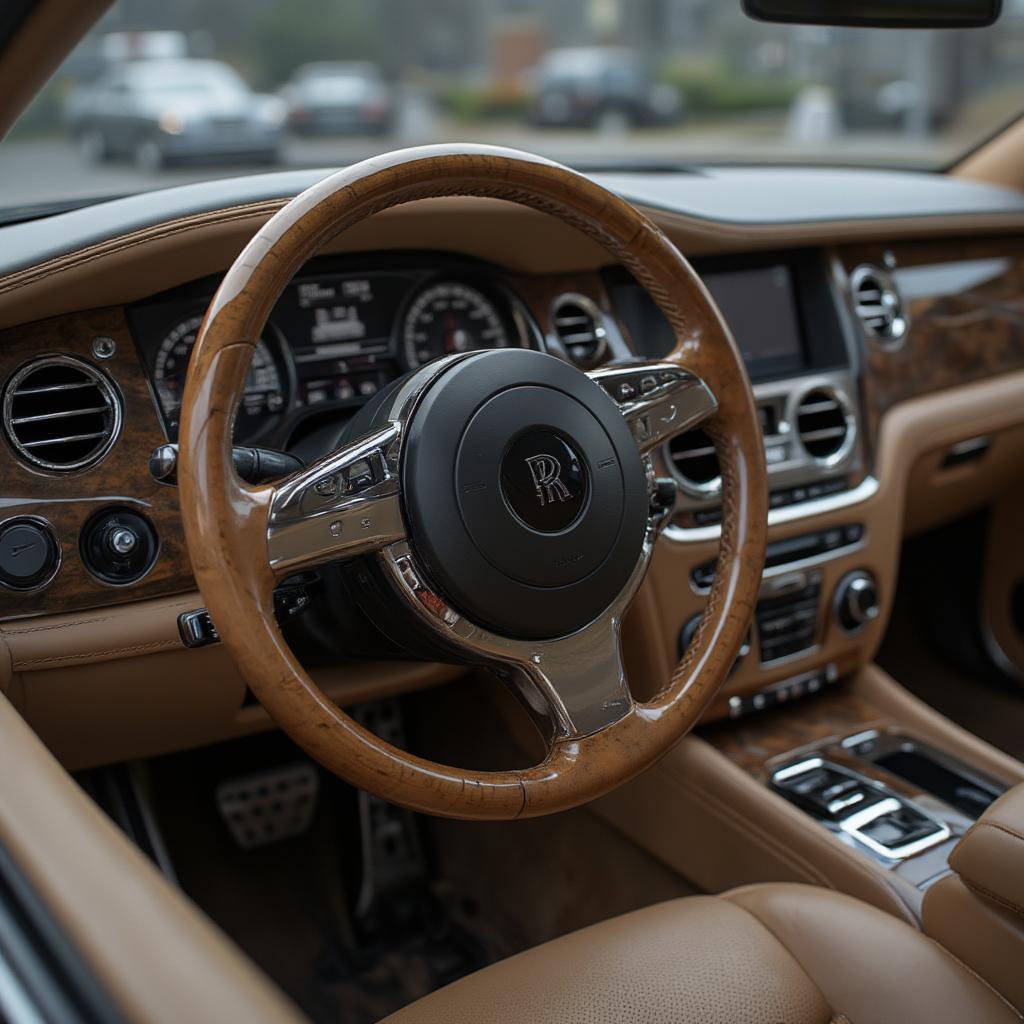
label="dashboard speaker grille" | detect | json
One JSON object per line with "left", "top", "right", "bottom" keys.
{"left": 550, "top": 293, "right": 607, "bottom": 366}
{"left": 667, "top": 429, "right": 720, "bottom": 492}
{"left": 796, "top": 387, "right": 849, "bottom": 461}
{"left": 3, "top": 356, "right": 122, "bottom": 472}
{"left": 851, "top": 264, "right": 907, "bottom": 344}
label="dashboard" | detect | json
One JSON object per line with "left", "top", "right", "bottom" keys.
{"left": 128, "top": 260, "right": 535, "bottom": 448}
{"left": 1, "top": 168, "right": 1024, "bottom": 769}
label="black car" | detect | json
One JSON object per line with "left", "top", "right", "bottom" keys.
{"left": 529, "top": 47, "right": 681, "bottom": 131}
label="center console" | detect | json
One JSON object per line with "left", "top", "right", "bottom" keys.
{"left": 610, "top": 250, "right": 887, "bottom": 721}
{"left": 595, "top": 664, "right": 1024, "bottom": 928}
{"left": 769, "top": 730, "right": 1005, "bottom": 877}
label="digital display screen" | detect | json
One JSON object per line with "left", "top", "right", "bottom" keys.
{"left": 609, "top": 262, "right": 807, "bottom": 380}
{"left": 271, "top": 271, "right": 416, "bottom": 405}
{"left": 702, "top": 265, "right": 805, "bottom": 379}
{"left": 273, "top": 272, "right": 413, "bottom": 361}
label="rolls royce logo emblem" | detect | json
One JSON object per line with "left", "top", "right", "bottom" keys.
{"left": 525, "top": 454, "right": 572, "bottom": 507}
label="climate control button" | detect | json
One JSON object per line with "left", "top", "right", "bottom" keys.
{"left": 834, "top": 570, "right": 880, "bottom": 633}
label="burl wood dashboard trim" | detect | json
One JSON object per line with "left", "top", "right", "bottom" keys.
{"left": 837, "top": 238, "right": 1024, "bottom": 448}
{"left": 0, "top": 306, "right": 194, "bottom": 619}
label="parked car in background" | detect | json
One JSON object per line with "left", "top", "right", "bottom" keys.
{"left": 528, "top": 47, "right": 681, "bottom": 131}
{"left": 281, "top": 62, "right": 393, "bottom": 135}
{"left": 65, "top": 58, "right": 285, "bottom": 170}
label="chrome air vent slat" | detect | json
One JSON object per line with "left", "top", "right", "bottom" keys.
{"left": 796, "top": 387, "right": 852, "bottom": 464}
{"left": 550, "top": 293, "right": 608, "bottom": 367}
{"left": 12, "top": 406, "right": 110, "bottom": 424}
{"left": 667, "top": 428, "right": 721, "bottom": 497}
{"left": 21, "top": 431, "right": 110, "bottom": 448}
{"left": 3, "top": 356, "right": 122, "bottom": 472}
{"left": 850, "top": 264, "right": 908, "bottom": 347}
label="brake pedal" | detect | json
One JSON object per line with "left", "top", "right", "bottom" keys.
{"left": 215, "top": 762, "right": 319, "bottom": 850}
{"left": 352, "top": 701, "right": 426, "bottom": 918}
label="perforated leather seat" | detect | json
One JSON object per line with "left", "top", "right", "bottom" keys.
{"left": 382, "top": 883, "right": 1021, "bottom": 1024}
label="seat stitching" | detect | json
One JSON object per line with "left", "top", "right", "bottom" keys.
{"left": 725, "top": 890, "right": 1024, "bottom": 1022}
{"left": 14, "top": 638, "right": 181, "bottom": 668}
{"left": 0, "top": 200, "right": 288, "bottom": 296}
{"left": 971, "top": 820, "right": 1024, "bottom": 846}
{"left": 961, "top": 878, "right": 1024, "bottom": 921}
{"left": 714, "top": 896, "right": 837, "bottom": 1022}
{"left": 917, "top": 931, "right": 1024, "bottom": 1020}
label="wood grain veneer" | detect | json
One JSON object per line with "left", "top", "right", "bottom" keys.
{"left": 701, "top": 686, "right": 888, "bottom": 777}
{"left": 838, "top": 238, "right": 1024, "bottom": 449}
{"left": 0, "top": 307, "right": 192, "bottom": 619}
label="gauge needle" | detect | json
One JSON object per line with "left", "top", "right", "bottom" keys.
{"left": 445, "top": 311, "right": 457, "bottom": 353}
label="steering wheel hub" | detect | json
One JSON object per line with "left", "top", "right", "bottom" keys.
{"left": 400, "top": 349, "right": 650, "bottom": 640}
{"left": 500, "top": 430, "right": 588, "bottom": 533}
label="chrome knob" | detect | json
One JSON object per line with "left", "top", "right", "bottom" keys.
{"left": 835, "top": 570, "right": 879, "bottom": 633}
{"left": 108, "top": 527, "right": 138, "bottom": 556}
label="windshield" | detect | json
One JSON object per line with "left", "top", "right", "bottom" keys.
{"left": 4, "top": 0, "right": 1023, "bottom": 211}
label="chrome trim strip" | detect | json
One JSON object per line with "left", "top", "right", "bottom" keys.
{"left": 689, "top": 532, "right": 867, "bottom": 595}
{"left": 0, "top": 948, "right": 46, "bottom": 1024}
{"left": 839, "top": 797, "right": 950, "bottom": 860}
{"left": 665, "top": 475, "right": 880, "bottom": 545}
{"left": 772, "top": 756, "right": 824, "bottom": 783}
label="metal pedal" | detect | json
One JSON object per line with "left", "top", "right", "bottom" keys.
{"left": 215, "top": 762, "right": 319, "bottom": 850}
{"left": 352, "top": 701, "right": 426, "bottom": 918}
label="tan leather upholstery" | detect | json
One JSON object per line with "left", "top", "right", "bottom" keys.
{"left": 923, "top": 784, "right": 1024, "bottom": 1013}
{"left": 949, "top": 784, "right": 1024, "bottom": 915}
{"left": 383, "top": 883, "right": 1021, "bottom": 1024}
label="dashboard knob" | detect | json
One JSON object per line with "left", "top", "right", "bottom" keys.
{"left": 107, "top": 526, "right": 138, "bottom": 556}
{"left": 81, "top": 508, "right": 158, "bottom": 585}
{"left": 0, "top": 518, "right": 60, "bottom": 591}
{"left": 835, "top": 570, "right": 880, "bottom": 633}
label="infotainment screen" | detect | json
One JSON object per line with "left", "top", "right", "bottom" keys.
{"left": 702, "top": 265, "right": 806, "bottom": 379}
{"left": 609, "top": 262, "right": 808, "bottom": 381}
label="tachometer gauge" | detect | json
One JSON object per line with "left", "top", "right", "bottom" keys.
{"left": 153, "top": 315, "right": 286, "bottom": 441}
{"left": 401, "top": 282, "right": 510, "bottom": 368}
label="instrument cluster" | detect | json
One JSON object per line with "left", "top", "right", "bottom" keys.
{"left": 129, "top": 260, "right": 532, "bottom": 447}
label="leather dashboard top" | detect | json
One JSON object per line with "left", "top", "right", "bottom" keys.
{"left": 1, "top": 163, "right": 1023, "bottom": 280}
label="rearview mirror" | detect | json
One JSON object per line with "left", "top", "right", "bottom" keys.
{"left": 742, "top": 0, "right": 1001, "bottom": 28}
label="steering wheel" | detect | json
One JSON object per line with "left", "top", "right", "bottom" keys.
{"left": 178, "top": 145, "right": 767, "bottom": 820}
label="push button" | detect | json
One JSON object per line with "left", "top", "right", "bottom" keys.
{"left": 0, "top": 518, "right": 59, "bottom": 591}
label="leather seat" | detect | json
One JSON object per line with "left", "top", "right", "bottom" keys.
{"left": 383, "top": 883, "right": 1021, "bottom": 1024}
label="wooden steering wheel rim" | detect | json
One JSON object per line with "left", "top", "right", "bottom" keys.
{"left": 178, "top": 144, "right": 767, "bottom": 820}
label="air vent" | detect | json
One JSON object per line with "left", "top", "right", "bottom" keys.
{"left": 796, "top": 388, "right": 850, "bottom": 462}
{"left": 4, "top": 356, "right": 122, "bottom": 472}
{"left": 667, "top": 429, "right": 720, "bottom": 494}
{"left": 850, "top": 264, "right": 907, "bottom": 345}
{"left": 550, "top": 293, "right": 608, "bottom": 366}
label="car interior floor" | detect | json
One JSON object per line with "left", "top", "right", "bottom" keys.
{"left": 127, "top": 675, "right": 698, "bottom": 1024}
{"left": 876, "top": 511, "right": 1024, "bottom": 761}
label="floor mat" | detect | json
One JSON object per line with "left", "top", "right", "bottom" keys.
{"left": 145, "top": 680, "right": 703, "bottom": 1023}
{"left": 147, "top": 732, "right": 512, "bottom": 1024}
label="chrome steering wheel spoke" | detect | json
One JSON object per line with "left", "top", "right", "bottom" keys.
{"left": 507, "top": 612, "right": 634, "bottom": 741}
{"left": 266, "top": 423, "right": 406, "bottom": 576}
{"left": 588, "top": 362, "right": 718, "bottom": 454}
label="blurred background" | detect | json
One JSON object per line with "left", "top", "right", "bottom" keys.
{"left": 3, "top": 0, "right": 1024, "bottom": 207}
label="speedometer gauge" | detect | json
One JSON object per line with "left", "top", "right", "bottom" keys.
{"left": 401, "top": 282, "right": 510, "bottom": 368}
{"left": 153, "top": 315, "right": 286, "bottom": 441}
